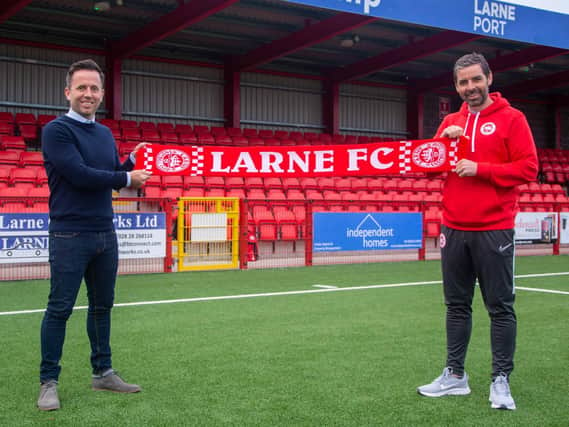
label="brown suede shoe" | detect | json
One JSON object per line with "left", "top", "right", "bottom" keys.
{"left": 92, "top": 370, "right": 141, "bottom": 393}
{"left": 38, "top": 380, "right": 60, "bottom": 411}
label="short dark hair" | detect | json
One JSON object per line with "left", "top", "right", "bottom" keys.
{"left": 453, "top": 53, "right": 491, "bottom": 83}
{"left": 66, "top": 59, "right": 105, "bottom": 88}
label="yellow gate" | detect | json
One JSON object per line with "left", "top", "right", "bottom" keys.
{"left": 177, "top": 197, "right": 240, "bottom": 271}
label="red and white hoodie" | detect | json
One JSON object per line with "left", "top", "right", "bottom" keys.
{"left": 436, "top": 92, "right": 538, "bottom": 230}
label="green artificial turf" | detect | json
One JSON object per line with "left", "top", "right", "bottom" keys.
{"left": 0, "top": 255, "right": 567, "bottom": 426}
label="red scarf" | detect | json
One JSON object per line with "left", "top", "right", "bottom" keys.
{"left": 136, "top": 137, "right": 466, "bottom": 177}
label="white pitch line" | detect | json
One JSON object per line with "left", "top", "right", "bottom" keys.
{"left": 1, "top": 279, "right": 442, "bottom": 316}
{"left": 516, "top": 286, "right": 569, "bottom": 295}
{"left": 1, "top": 272, "right": 568, "bottom": 317}
{"left": 515, "top": 272, "right": 569, "bottom": 278}
{"left": 313, "top": 285, "right": 338, "bottom": 289}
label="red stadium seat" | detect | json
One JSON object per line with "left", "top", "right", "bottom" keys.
{"left": 247, "top": 189, "right": 266, "bottom": 200}
{"left": 182, "top": 188, "right": 205, "bottom": 198}
{"left": 344, "top": 135, "right": 357, "bottom": 144}
{"left": 122, "top": 128, "right": 141, "bottom": 141}
{"left": 289, "top": 131, "right": 303, "bottom": 141}
{"left": 139, "top": 121, "right": 156, "bottom": 131}
{"left": 264, "top": 177, "right": 283, "bottom": 190}
{"left": 10, "top": 167, "right": 38, "bottom": 185}
{"left": 0, "top": 112, "right": 14, "bottom": 123}
{"left": 226, "top": 188, "right": 246, "bottom": 199}
{"left": 1, "top": 135, "right": 26, "bottom": 151}
{"left": 161, "top": 132, "right": 179, "bottom": 144}
{"left": 303, "top": 132, "right": 319, "bottom": 142}
{"left": 141, "top": 129, "right": 161, "bottom": 143}
{"left": 0, "top": 151, "right": 21, "bottom": 166}
{"left": 162, "top": 175, "right": 184, "bottom": 189}
{"left": 119, "top": 119, "right": 137, "bottom": 129}
{"left": 15, "top": 113, "right": 37, "bottom": 125}
{"left": 226, "top": 127, "right": 242, "bottom": 138}
{"left": 244, "top": 177, "right": 264, "bottom": 189}
{"left": 242, "top": 128, "right": 258, "bottom": 138}
{"left": 144, "top": 186, "right": 162, "bottom": 198}
{"left": 266, "top": 189, "right": 286, "bottom": 201}
{"left": 210, "top": 126, "right": 227, "bottom": 137}
{"left": 197, "top": 134, "right": 215, "bottom": 145}
{"left": 27, "top": 186, "right": 50, "bottom": 198}
{"left": 232, "top": 136, "right": 248, "bottom": 147}
{"left": 305, "top": 190, "right": 324, "bottom": 201}
{"left": 286, "top": 189, "right": 305, "bottom": 201}
{"left": 175, "top": 124, "right": 193, "bottom": 135}
{"left": 274, "top": 130, "right": 288, "bottom": 140}
{"left": 350, "top": 177, "right": 368, "bottom": 191}
{"left": 157, "top": 122, "right": 175, "bottom": 133}
{"left": 19, "top": 151, "right": 44, "bottom": 167}
{"left": 332, "top": 134, "right": 345, "bottom": 144}
{"left": 205, "top": 176, "right": 225, "bottom": 188}
{"left": 161, "top": 187, "right": 182, "bottom": 200}
{"left": 184, "top": 175, "right": 205, "bottom": 189}
{"left": 426, "top": 222, "right": 441, "bottom": 237}
{"left": 248, "top": 134, "right": 265, "bottom": 144}
{"left": 317, "top": 177, "right": 335, "bottom": 191}
{"left": 178, "top": 134, "right": 197, "bottom": 145}
{"left": 204, "top": 188, "right": 225, "bottom": 197}
{"left": 225, "top": 177, "right": 245, "bottom": 188}
{"left": 0, "top": 168, "right": 11, "bottom": 184}
{"left": 99, "top": 118, "right": 119, "bottom": 129}
{"left": 282, "top": 177, "right": 301, "bottom": 190}
{"left": 214, "top": 136, "right": 232, "bottom": 145}
{"left": 38, "top": 114, "right": 57, "bottom": 126}
{"left": 19, "top": 124, "right": 39, "bottom": 144}
{"left": 258, "top": 129, "right": 274, "bottom": 139}
{"left": 0, "top": 122, "right": 14, "bottom": 135}
{"left": 193, "top": 125, "right": 210, "bottom": 135}
{"left": 36, "top": 168, "right": 48, "bottom": 186}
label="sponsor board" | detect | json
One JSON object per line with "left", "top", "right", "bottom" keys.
{"left": 514, "top": 211, "right": 558, "bottom": 244}
{"left": 283, "top": 0, "right": 569, "bottom": 49}
{"left": 560, "top": 212, "right": 569, "bottom": 245}
{"left": 313, "top": 212, "right": 422, "bottom": 251}
{"left": 0, "top": 213, "right": 166, "bottom": 263}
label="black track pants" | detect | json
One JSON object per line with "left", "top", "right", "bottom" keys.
{"left": 440, "top": 225, "right": 516, "bottom": 379}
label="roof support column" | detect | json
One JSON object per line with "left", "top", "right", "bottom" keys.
{"left": 224, "top": 64, "right": 240, "bottom": 129}
{"left": 406, "top": 91, "right": 424, "bottom": 140}
{"left": 323, "top": 80, "right": 339, "bottom": 135}
{"left": 105, "top": 54, "right": 122, "bottom": 120}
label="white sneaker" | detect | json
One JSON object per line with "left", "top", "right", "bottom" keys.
{"left": 489, "top": 373, "right": 516, "bottom": 410}
{"left": 417, "top": 367, "right": 471, "bottom": 397}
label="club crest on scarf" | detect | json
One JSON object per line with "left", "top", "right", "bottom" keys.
{"left": 156, "top": 148, "right": 191, "bottom": 173}
{"left": 412, "top": 142, "right": 446, "bottom": 169}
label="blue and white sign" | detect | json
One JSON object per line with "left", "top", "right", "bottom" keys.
{"left": 284, "top": 0, "right": 569, "bottom": 49}
{"left": 0, "top": 213, "right": 50, "bottom": 263}
{"left": 113, "top": 213, "right": 167, "bottom": 259}
{"left": 0, "top": 212, "right": 166, "bottom": 263}
{"left": 313, "top": 212, "right": 422, "bottom": 251}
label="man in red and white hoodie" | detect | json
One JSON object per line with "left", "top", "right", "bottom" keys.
{"left": 417, "top": 53, "right": 538, "bottom": 410}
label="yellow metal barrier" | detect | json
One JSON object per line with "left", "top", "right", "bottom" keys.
{"left": 177, "top": 197, "right": 240, "bottom": 271}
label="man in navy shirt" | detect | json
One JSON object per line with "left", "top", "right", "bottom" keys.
{"left": 38, "top": 59, "right": 151, "bottom": 411}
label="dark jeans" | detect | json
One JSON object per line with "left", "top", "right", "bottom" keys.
{"left": 40, "top": 230, "right": 118, "bottom": 382}
{"left": 440, "top": 225, "right": 516, "bottom": 379}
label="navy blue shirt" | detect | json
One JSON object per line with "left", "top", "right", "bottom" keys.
{"left": 42, "top": 115, "right": 134, "bottom": 232}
